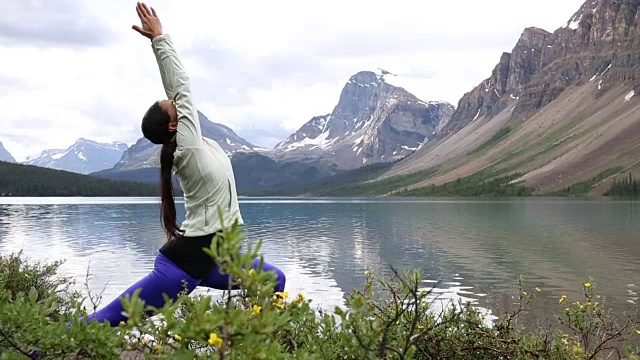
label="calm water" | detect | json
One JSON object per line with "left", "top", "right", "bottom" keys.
{"left": 0, "top": 197, "right": 638, "bottom": 325}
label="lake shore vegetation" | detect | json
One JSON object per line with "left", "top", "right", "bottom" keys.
{"left": 1, "top": 210, "right": 639, "bottom": 359}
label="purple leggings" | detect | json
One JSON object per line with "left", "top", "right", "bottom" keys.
{"left": 79, "top": 252, "right": 286, "bottom": 325}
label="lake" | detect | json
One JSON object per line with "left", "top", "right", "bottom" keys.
{"left": 1, "top": 197, "right": 638, "bottom": 326}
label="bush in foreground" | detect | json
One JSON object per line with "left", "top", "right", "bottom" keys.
{"left": 1, "top": 217, "right": 639, "bottom": 359}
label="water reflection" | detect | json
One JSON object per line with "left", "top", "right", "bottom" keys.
{"left": 0, "top": 197, "right": 638, "bottom": 322}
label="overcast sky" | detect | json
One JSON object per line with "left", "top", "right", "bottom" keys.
{"left": 1, "top": 0, "right": 585, "bottom": 161}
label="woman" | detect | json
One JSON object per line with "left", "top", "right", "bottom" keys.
{"left": 80, "top": 2, "right": 287, "bottom": 326}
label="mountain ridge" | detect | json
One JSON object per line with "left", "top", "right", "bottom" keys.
{"left": 22, "top": 138, "right": 129, "bottom": 174}
{"left": 372, "top": 0, "right": 640, "bottom": 195}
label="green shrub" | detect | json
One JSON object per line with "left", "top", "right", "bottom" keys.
{"left": 1, "top": 212, "right": 639, "bottom": 359}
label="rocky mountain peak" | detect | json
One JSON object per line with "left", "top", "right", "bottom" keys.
{"left": 273, "top": 70, "right": 455, "bottom": 170}
{"left": 555, "top": 0, "right": 640, "bottom": 49}
{"left": 348, "top": 70, "right": 381, "bottom": 85}
{"left": 515, "top": 27, "right": 553, "bottom": 59}
{"left": 74, "top": 137, "right": 129, "bottom": 151}
{"left": 76, "top": 137, "right": 99, "bottom": 145}
{"left": 520, "top": 27, "right": 552, "bottom": 41}
{"left": 562, "top": 0, "right": 599, "bottom": 31}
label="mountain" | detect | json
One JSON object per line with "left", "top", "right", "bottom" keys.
{"left": 112, "top": 111, "right": 263, "bottom": 171}
{"left": 92, "top": 111, "right": 300, "bottom": 194}
{"left": 23, "top": 138, "right": 129, "bottom": 174}
{"left": 271, "top": 70, "right": 455, "bottom": 170}
{"left": 0, "top": 142, "right": 16, "bottom": 163}
{"left": 230, "top": 151, "right": 336, "bottom": 194}
{"left": 368, "top": 0, "right": 640, "bottom": 196}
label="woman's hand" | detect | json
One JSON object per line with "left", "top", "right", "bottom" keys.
{"left": 132, "top": 2, "right": 163, "bottom": 40}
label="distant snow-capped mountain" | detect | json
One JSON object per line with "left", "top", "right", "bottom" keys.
{"left": 112, "top": 111, "right": 265, "bottom": 171}
{"left": 23, "top": 138, "right": 129, "bottom": 174}
{"left": 0, "top": 141, "right": 16, "bottom": 163}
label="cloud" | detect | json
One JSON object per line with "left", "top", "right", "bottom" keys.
{"left": 0, "top": 0, "right": 586, "bottom": 161}
{"left": 0, "top": 131, "right": 55, "bottom": 161}
{"left": 0, "top": 0, "right": 117, "bottom": 47}
{"left": 0, "top": 75, "right": 29, "bottom": 94}
{"left": 231, "top": 120, "right": 293, "bottom": 149}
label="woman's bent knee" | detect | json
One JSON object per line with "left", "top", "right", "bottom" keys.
{"left": 273, "top": 267, "right": 286, "bottom": 293}
{"left": 252, "top": 258, "right": 286, "bottom": 292}
{"left": 266, "top": 263, "right": 286, "bottom": 293}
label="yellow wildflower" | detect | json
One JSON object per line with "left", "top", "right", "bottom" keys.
{"left": 269, "top": 291, "right": 289, "bottom": 308}
{"left": 293, "top": 293, "right": 305, "bottom": 305}
{"left": 208, "top": 333, "right": 223, "bottom": 348}
{"left": 561, "top": 338, "right": 569, "bottom": 345}
{"left": 417, "top": 325, "right": 425, "bottom": 329}
{"left": 174, "top": 334, "right": 183, "bottom": 342}
{"left": 249, "top": 268, "right": 256, "bottom": 276}
{"left": 364, "top": 271, "right": 369, "bottom": 276}
{"left": 119, "top": 321, "right": 126, "bottom": 327}
{"left": 535, "top": 287, "right": 541, "bottom": 292}
{"left": 153, "top": 343, "right": 162, "bottom": 352}
{"left": 584, "top": 282, "right": 592, "bottom": 288}
{"left": 272, "top": 297, "right": 284, "bottom": 309}
{"left": 521, "top": 291, "right": 528, "bottom": 296}
{"left": 571, "top": 345, "right": 584, "bottom": 356}
{"left": 559, "top": 295, "right": 567, "bottom": 304}
{"left": 252, "top": 305, "right": 262, "bottom": 316}
{"left": 274, "top": 291, "right": 289, "bottom": 299}
{"left": 636, "top": 329, "right": 640, "bottom": 335}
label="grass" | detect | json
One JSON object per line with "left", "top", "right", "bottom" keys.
{"left": 466, "top": 126, "right": 513, "bottom": 157}
{"left": 488, "top": 117, "right": 586, "bottom": 175}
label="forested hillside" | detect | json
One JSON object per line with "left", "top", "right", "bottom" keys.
{"left": 0, "top": 161, "right": 160, "bottom": 197}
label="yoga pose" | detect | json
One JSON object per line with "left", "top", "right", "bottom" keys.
{"left": 80, "top": 2, "right": 286, "bottom": 326}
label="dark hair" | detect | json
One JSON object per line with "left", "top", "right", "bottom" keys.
{"left": 141, "top": 101, "right": 183, "bottom": 241}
